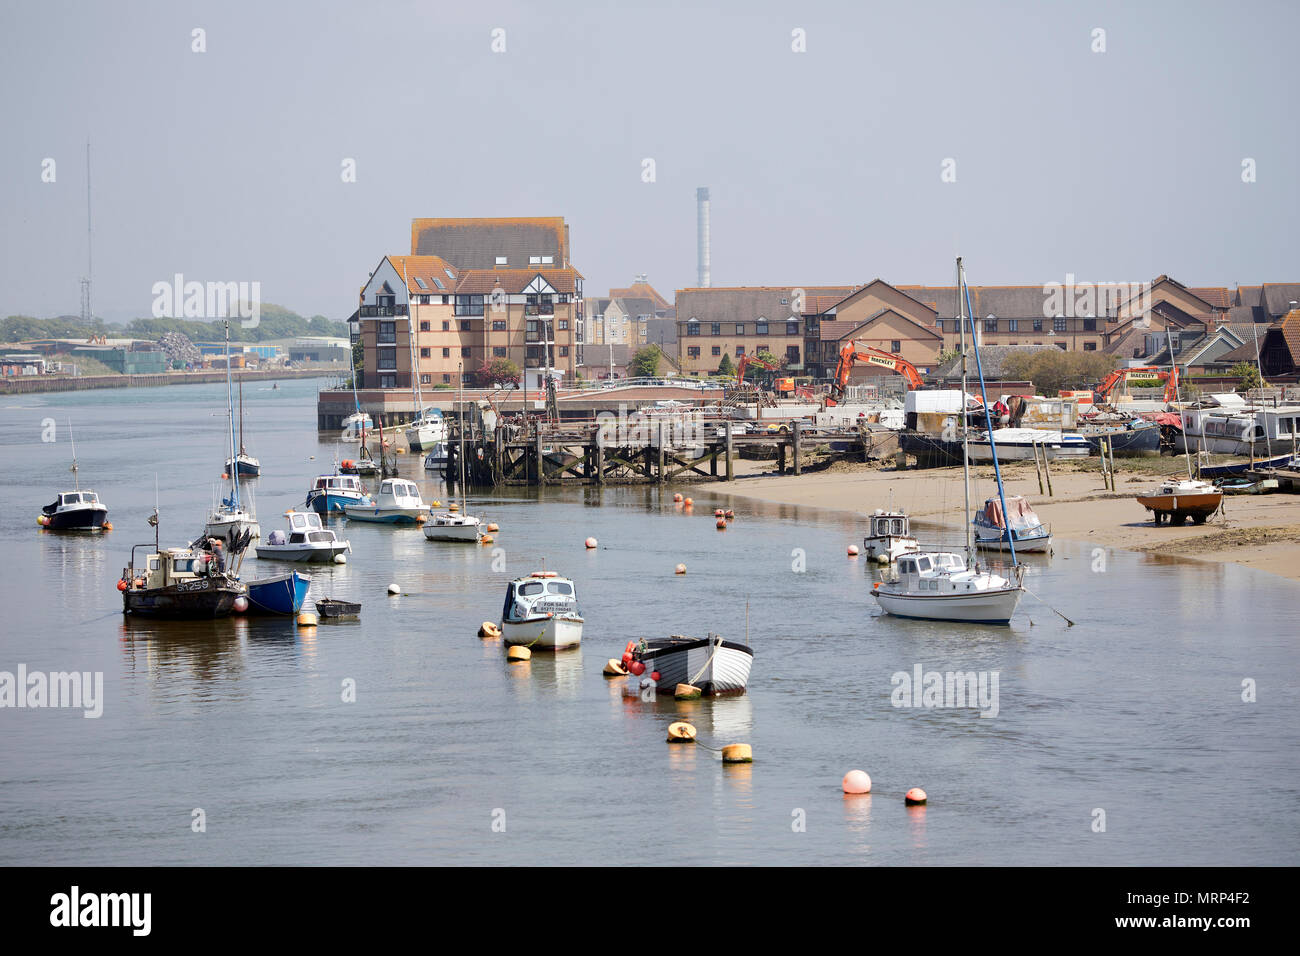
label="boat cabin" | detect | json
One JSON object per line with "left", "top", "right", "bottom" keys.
{"left": 135, "top": 548, "right": 222, "bottom": 590}
{"left": 269, "top": 511, "right": 338, "bottom": 546}
{"left": 376, "top": 479, "right": 423, "bottom": 505}
{"left": 502, "top": 572, "right": 579, "bottom": 621}
{"left": 313, "top": 475, "right": 365, "bottom": 493}
{"left": 868, "top": 511, "right": 909, "bottom": 539}
{"left": 893, "top": 552, "right": 967, "bottom": 585}
{"left": 44, "top": 491, "right": 103, "bottom": 512}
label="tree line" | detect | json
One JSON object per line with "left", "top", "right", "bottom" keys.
{"left": 2, "top": 305, "right": 347, "bottom": 344}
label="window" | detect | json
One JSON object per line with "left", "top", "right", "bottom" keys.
{"left": 542, "top": 256, "right": 553, "bottom": 264}
{"left": 442, "top": 373, "right": 451, "bottom": 383}
{"left": 420, "top": 347, "right": 431, "bottom": 358}
{"left": 984, "top": 318, "right": 997, "bottom": 333}
{"left": 454, "top": 295, "right": 484, "bottom": 316}
{"left": 495, "top": 256, "right": 507, "bottom": 265}
{"left": 559, "top": 319, "right": 569, "bottom": 330}
{"left": 420, "top": 374, "right": 431, "bottom": 384}
{"left": 460, "top": 320, "right": 471, "bottom": 331}
{"left": 712, "top": 346, "right": 721, "bottom": 356}
{"left": 493, "top": 347, "right": 506, "bottom": 357}
{"left": 529, "top": 256, "right": 541, "bottom": 265}
{"left": 559, "top": 346, "right": 569, "bottom": 357}
{"left": 688, "top": 346, "right": 701, "bottom": 358}
{"left": 787, "top": 320, "right": 799, "bottom": 336}
{"left": 686, "top": 320, "right": 700, "bottom": 337}
{"left": 492, "top": 320, "right": 506, "bottom": 331}
{"left": 756, "top": 321, "right": 768, "bottom": 335}
{"left": 1008, "top": 319, "right": 1018, "bottom": 332}
{"left": 736, "top": 345, "right": 746, "bottom": 357}
{"left": 1083, "top": 342, "right": 1097, "bottom": 351}
{"left": 735, "top": 323, "right": 744, "bottom": 335}
{"left": 1083, "top": 318, "right": 1097, "bottom": 331}
{"left": 1056, "top": 342, "right": 1068, "bottom": 350}
{"left": 1032, "top": 319, "right": 1043, "bottom": 332}
{"left": 891, "top": 340, "right": 901, "bottom": 354}
{"left": 419, "top": 320, "right": 430, "bottom": 332}
{"left": 380, "top": 374, "right": 396, "bottom": 388}
{"left": 377, "top": 348, "right": 396, "bottom": 370}
{"left": 442, "top": 348, "right": 450, "bottom": 358}
{"left": 461, "top": 347, "right": 471, "bottom": 357}
{"left": 786, "top": 345, "right": 800, "bottom": 363}
{"left": 1053, "top": 317, "right": 1067, "bottom": 333}
{"left": 441, "top": 320, "right": 450, "bottom": 331}
{"left": 710, "top": 323, "right": 720, "bottom": 335}
{"left": 378, "top": 321, "right": 396, "bottom": 344}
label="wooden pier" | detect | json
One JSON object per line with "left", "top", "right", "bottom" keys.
{"left": 443, "top": 419, "right": 890, "bottom": 487}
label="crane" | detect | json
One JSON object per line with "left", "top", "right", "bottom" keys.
{"left": 1093, "top": 365, "right": 1180, "bottom": 404}
{"left": 826, "top": 342, "right": 924, "bottom": 406}
{"left": 735, "top": 353, "right": 779, "bottom": 386}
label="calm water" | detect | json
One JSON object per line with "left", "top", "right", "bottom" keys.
{"left": 1, "top": 378, "right": 1297, "bottom": 865}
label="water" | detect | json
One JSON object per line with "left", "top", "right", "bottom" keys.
{"left": 1, "top": 378, "right": 1297, "bottom": 864}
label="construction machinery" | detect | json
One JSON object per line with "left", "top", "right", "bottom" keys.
{"left": 1093, "top": 365, "right": 1180, "bottom": 404}
{"left": 827, "top": 342, "right": 925, "bottom": 406}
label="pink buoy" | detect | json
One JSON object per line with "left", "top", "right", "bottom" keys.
{"left": 673, "top": 493, "right": 683, "bottom": 503}
{"left": 847, "top": 545, "right": 860, "bottom": 557}
{"left": 585, "top": 537, "right": 598, "bottom": 549}
{"left": 628, "top": 660, "right": 645, "bottom": 676}
{"left": 674, "top": 563, "right": 686, "bottom": 575}
{"left": 650, "top": 671, "right": 661, "bottom": 682}
{"left": 842, "top": 770, "right": 872, "bottom": 794}
{"left": 905, "top": 787, "right": 928, "bottom": 805}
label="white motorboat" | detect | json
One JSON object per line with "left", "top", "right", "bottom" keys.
{"left": 406, "top": 407, "right": 447, "bottom": 453}
{"left": 973, "top": 495, "right": 1053, "bottom": 553}
{"left": 422, "top": 511, "right": 482, "bottom": 542}
{"left": 966, "top": 427, "right": 1089, "bottom": 462}
{"left": 872, "top": 257, "right": 1024, "bottom": 626}
{"left": 500, "top": 571, "right": 584, "bottom": 650}
{"left": 343, "top": 478, "right": 429, "bottom": 524}
{"left": 862, "top": 508, "right": 920, "bottom": 564}
{"left": 255, "top": 511, "right": 351, "bottom": 562}
{"left": 625, "top": 633, "right": 754, "bottom": 696}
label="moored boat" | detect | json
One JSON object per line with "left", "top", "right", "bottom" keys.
{"left": 874, "top": 551, "right": 1024, "bottom": 624}
{"left": 255, "top": 511, "right": 351, "bottom": 562}
{"left": 973, "top": 495, "right": 1052, "bottom": 553}
{"left": 862, "top": 509, "right": 920, "bottom": 564}
{"left": 120, "top": 543, "right": 245, "bottom": 618}
{"left": 500, "top": 570, "right": 584, "bottom": 649}
{"left": 316, "top": 598, "right": 361, "bottom": 619}
{"left": 245, "top": 571, "right": 311, "bottom": 614}
{"left": 40, "top": 490, "right": 107, "bottom": 532}
{"left": 306, "top": 473, "right": 371, "bottom": 514}
{"left": 626, "top": 633, "right": 754, "bottom": 696}
{"left": 343, "top": 478, "right": 429, "bottom": 524}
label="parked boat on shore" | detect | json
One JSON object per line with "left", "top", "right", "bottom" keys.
{"left": 500, "top": 570, "right": 583, "bottom": 650}
{"left": 1135, "top": 478, "right": 1223, "bottom": 525}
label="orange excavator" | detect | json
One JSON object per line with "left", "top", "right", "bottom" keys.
{"left": 735, "top": 353, "right": 779, "bottom": 386}
{"left": 826, "top": 343, "right": 925, "bottom": 406}
{"left": 1093, "top": 365, "right": 1180, "bottom": 404}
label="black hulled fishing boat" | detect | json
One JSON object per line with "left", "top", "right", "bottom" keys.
{"left": 38, "top": 422, "right": 109, "bottom": 532}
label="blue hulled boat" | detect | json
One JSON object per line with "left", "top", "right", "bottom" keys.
{"left": 245, "top": 571, "right": 311, "bottom": 615}
{"left": 306, "top": 473, "right": 372, "bottom": 514}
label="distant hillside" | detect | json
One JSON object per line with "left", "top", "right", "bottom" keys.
{"left": 2, "top": 304, "right": 348, "bottom": 344}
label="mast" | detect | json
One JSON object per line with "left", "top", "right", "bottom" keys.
{"left": 238, "top": 373, "right": 246, "bottom": 457}
{"left": 224, "top": 319, "right": 240, "bottom": 510}
{"left": 458, "top": 363, "right": 468, "bottom": 509}
{"left": 1251, "top": 322, "right": 1271, "bottom": 460}
{"left": 957, "top": 258, "right": 972, "bottom": 560}
{"left": 961, "top": 259, "right": 1018, "bottom": 567}
{"left": 68, "top": 419, "right": 79, "bottom": 492}
{"left": 404, "top": 262, "right": 425, "bottom": 426}
{"left": 1165, "top": 327, "right": 1192, "bottom": 480}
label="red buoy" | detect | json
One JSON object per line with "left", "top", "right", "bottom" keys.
{"left": 905, "top": 787, "right": 928, "bottom": 805}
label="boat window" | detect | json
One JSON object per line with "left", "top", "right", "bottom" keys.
{"left": 308, "top": 532, "right": 333, "bottom": 542}
{"left": 380, "top": 481, "right": 393, "bottom": 493}
{"left": 315, "top": 479, "right": 325, "bottom": 489}
{"left": 64, "top": 493, "right": 81, "bottom": 504}
{"left": 890, "top": 518, "right": 905, "bottom": 535}
{"left": 290, "top": 533, "right": 305, "bottom": 543}
{"left": 899, "top": 559, "right": 915, "bottom": 574}
{"left": 917, "top": 557, "right": 932, "bottom": 572}
{"left": 173, "top": 558, "right": 196, "bottom": 573}
{"left": 519, "top": 582, "right": 544, "bottom": 596}
{"left": 148, "top": 558, "right": 159, "bottom": 571}
{"left": 1251, "top": 426, "right": 1265, "bottom": 440}
{"left": 547, "top": 582, "right": 573, "bottom": 595}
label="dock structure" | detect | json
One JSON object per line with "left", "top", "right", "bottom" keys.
{"left": 443, "top": 418, "right": 889, "bottom": 487}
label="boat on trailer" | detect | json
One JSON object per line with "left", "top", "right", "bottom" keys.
{"left": 500, "top": 571, "right": 584, "bottom": 650}
{"left": 1135, "top": 478, "right": 1223, "bottom": 525}
{"left": 626, "top": 634, "right": 754, "bottom": 696}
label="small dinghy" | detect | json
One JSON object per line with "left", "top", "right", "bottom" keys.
{"left": 256, "top": 511, "right": 351, "bottom": 562}
{"left": 244, "top": 571, "right": 311, "bottom": 614}
{"left": 500, "top": 570, "right": 583, "bottom": 650}
{"left": 316, "top": 598, "right": 361, "bottom": 619}
{"left": 423, "top": 510, "right": 482, "bottom": 542}
{"left": 625, "top": 633, "right": 754, "bottom": 696}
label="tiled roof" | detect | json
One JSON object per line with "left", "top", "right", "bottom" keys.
{"left": 1189, "top": 287, "right": 1231, "bottom": 310}
{"left": 675, "top": 287, "right": 809, "bottom": 322}
{"left": 1261, "top": 284, "right": 1300, "bottom": 318}
{"left": 452, "top": 268, "right": 581, "bottom": 295}
{"left": 1282, "top": 309, "right": 1300, "bottom": 366}
{"left": 607, "top": 281, "right": 670, "bottom": 310}
{"left": 383, "top": 255, "right": 458, "bottom": 293}
{"left": 410, "top": 217, "right": 569, "bottom": 270}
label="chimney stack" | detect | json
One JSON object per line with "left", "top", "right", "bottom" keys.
{"left": 696, "top": 187, "right": 711, "bottom": 288}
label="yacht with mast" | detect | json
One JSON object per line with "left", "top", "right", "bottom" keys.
{"left": 224, "top": 373, "right": 260, "bottom": 476}
{"left": 872, "top": 258, "right": 1025, "bottom": 625}
{"left": 424, "top": 368, "right": 484, "bottom": 542}
{"left": 205, "top": 321, "right": 260, "bottom": 545}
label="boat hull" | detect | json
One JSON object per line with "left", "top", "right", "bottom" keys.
{"left": 307, "top": 491, "right": 369, "bottom": 514}
{"left": 343, "top": 506, "right": 428, "bottom": 524}
{"left": 43, "top": 506, "right": 108, "bottom": 532}
{"left": 245, "top": 572, "right": 311, "bottom": 614}
{"left": 225, "top": 456, "right": 261, "bottom": 477}
{"left": 501, "top": 616, "right": 583, "bottom": 650}
{"left": 423, "top": 516, "right": 481, "bottom": 541}
{"left": 873, "top": 585, "right": 1023, "bottom": 625}
{"left": 636, "top": 638, "right": 754, "bottom": 696}
{"left": 1082, "top": 425, "right": 1161, "bottom": 457}
{"left": 254, "top": 543, "right": 348, "bottom": 562}
{"left": 1135, "top": 492, "right": 1222, "bottom": 520}
{"left": 122, "top": 581, "right": 242, "bottom": 618}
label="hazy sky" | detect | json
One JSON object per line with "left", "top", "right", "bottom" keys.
{"left": 2, "top": 0, "right": 1296, "bottom": 323}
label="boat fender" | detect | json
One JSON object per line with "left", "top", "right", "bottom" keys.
{"left": 628, "top": 660, "right": 646, "bottom": 676}
{"left": 116, "top": 579, "right": 128, "bottom": 592}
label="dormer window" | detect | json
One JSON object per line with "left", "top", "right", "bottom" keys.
{"left": 496, "top": 256, "right": 508, "bottom": 266}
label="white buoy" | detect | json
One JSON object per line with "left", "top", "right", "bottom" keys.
{"left": 334, "top": 553, "right": 347, "bottom": 564}
{"left": 387, "top": 583, "right": 400, "bottom": 595}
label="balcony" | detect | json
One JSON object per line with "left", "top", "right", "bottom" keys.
{"left": 359, "top": 305, "right": 408, "bottom": 318}
{"left": 524, "top": 305, "right": 556, "bottom": 317}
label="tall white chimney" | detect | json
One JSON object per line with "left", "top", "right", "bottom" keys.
{"left": 696, "top": 187, "right": 711, "bottom": 288}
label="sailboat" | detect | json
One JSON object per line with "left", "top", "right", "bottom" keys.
{"left": 225, "top": 373, "right": 261, "bottom": 476}
{"left": 402, "top": 264, "right": 448, "bottom": 454}
{"left": 205, "top": 320, "right": 261, "bottom": 545}
{"left": 39, "top": 421, "right": 109, "bottom": 532}
{"left": 424, "top": 368, "right": 484, "bottom": 542}
{"left": 872, "top": 257, "right": 1025, "bottom": 625}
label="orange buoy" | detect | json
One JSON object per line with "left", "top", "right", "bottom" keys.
{"left": 221, "top": 472, "right": 229, "bottom": 480}
{"left": 716, "top": 518, "right": 727, "bottom": 529}
{"left": 905, "top": 787, "right": 927, "bottom": 805}
{"left": 673, "top": 493, "right": 683, "bottom": 503}
{"left": 872, "top": 582, "right": 881, "bottom": 589}
{"left": 116, "top": 579, "right": 128, "bottom": 592}
{"left": 585, "top": 537, "right": 598, "bottom": 549}
{"left": 414, "top": 514, "right": 426, "bottom": 524}
{"left": 724, "top": 509, "right": 734, "bottom": 519}
{"left": 842, "top": 770, "right": 872, "bottom": 794}
{"left": 847, "top": 545, "right": 860, "bottom": 557}
{"left": 683, "top": 497, "right": 693, "bottom": 507}
{"left": 480, "top": 534, "right": 494, "bottom": 544}
{"left": 722, "top": 744, "right": 752, "bottom": 764}
{"left": 486, "top": 523, "right": 499, "bottom": 533}
{"left": 666, "top": 721, "right": 696, "bottom": 743}
{"left": 101, "top": 522, "right": 112, "bottom": 531}
{"left": 674, "top": 563, "right": 686, "bottom": 575}
{"left": 714, "top": 509, "right": 725, "bottom": 517}
{"left": 507, "top": 646, "right": 531, "bottom": 663}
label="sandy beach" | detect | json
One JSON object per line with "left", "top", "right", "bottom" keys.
{"left": 703, "top": 455, "right": 1300, "bottom": 583}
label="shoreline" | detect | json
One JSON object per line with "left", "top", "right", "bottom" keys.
{"left": 700, "top": 456, "right": 1300, "bottom": 583}
{"left": 0, "top": 367, "right": 330, "bottom": 396}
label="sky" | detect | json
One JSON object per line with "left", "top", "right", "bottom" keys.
{"left": 1, "top": 0, "right": 1297, "bottom": 323}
